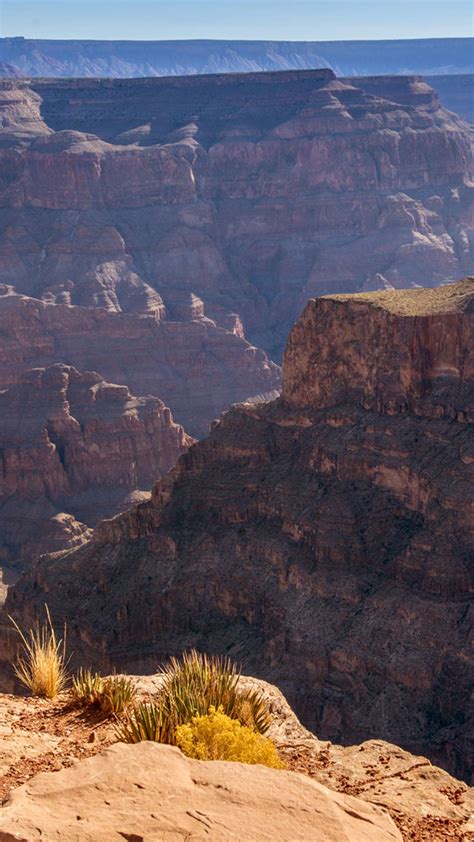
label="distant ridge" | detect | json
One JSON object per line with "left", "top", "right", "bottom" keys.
{"left": 0, "top": 36, "right": 472, "bottom": 78}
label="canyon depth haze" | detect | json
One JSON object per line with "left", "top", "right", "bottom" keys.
{"left": 0, "top": 2, "right": 473, "bottom": 839}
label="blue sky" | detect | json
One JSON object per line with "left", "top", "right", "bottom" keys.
{"left": 1, "top": 0, "right": 472, "bottom": 41}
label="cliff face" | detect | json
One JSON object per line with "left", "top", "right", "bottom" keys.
{"left": 0, "top": 70, "right": 472, "bottom": 359}
{"left": 0, "top": 289, "right": 279, "bottom": 438}
{"left": 0, "top": 362, "right": 192, "bottom": 571}
{"left": 5, "top": 279, "right": 473, "bottom": 782}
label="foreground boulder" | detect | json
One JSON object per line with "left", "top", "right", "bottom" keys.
{"left": 4, "top": 279, "right": 473, "bottom": 781}
{"left": 0, "top": 740, "right": 401, "bottom": 841}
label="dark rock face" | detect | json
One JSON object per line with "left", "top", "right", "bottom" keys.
{"left": 5, "top": 279, "right": 473, "bottom": 783}
{"left": 0, "top": 70, "right": 473, "bottom": 361}
{"left": 0, "top": 37, "right": 472, "bottom": 78}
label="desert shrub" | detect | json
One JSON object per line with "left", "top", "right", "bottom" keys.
{"left": 100, "top": 675, "right": 136, "bottom": 715}
{"left": 157, "top": 649, "right": 272, "bottom": 735}
{"left": 116, "top": 650, "right": 272, "bottom": 747}
{"left": 72, "top": 669, "right": 136, "bottom": 716}
{"left": 175, "top": 706, "right": 285, "bottom": 768}
{"left": 115, "top": 700, "right": 168, "bottom": 743}
{"left": 72, "top": 668, "right": 104, "bottom": 706}
{"left": 9, "top": 605, "right": 68, "bottom": 699}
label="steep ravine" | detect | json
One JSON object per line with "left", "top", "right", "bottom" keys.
{"left": 3, "top": 279, "right": 473, "bottom": 783}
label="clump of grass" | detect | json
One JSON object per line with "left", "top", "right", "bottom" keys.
{"left": 72, "top": 668, "right": 136, "bottom": 716}
{"left": 9, "top": 605, "right": 68, "bottom": 699}
{"left": 175, "top": 705, "right": 285, "bottom": 768}
{"left": 117, "top": 650, "right": 272, "bottom": 747}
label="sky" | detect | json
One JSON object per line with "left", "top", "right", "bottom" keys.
{"left": 0, "top": 0, "right": 472, "bottom": 42}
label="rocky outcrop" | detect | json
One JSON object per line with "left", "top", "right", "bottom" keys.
{"left": 0, "top": 70, "right": 472, "bottom": 359}
{"left": 0, "top": 675, "right": 472, "bottom": 840}
{"left": 427, "top": 75, "right": 474, "bottom": 125}
{"left": 0, "top": 362, "right": 192, "bottom": 571}
{"left": 4, "top": 279, "right": 473, "bottom": 783}
{"left": 0, "top": 741, "right": 402, "bottom": 842}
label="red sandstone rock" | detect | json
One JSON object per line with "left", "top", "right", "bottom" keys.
{"left": 0, "top": 742, "right": 402, "bottom": 842}
{"left": 4, "top": 279, "right": 473, "bottom": 784}
{"left": 0, "top": 363, "right": 192, "bottom": 570}
{"left": 0, "top": 72, "right": 471, "bottom": 570}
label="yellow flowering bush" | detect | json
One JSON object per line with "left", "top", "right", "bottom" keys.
{"left": 175, "top": 706, "right": 285, "bottom": 768}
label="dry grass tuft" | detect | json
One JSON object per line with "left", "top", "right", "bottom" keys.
{"left": 9, "top": 605, "right": 68, "bottom": 699}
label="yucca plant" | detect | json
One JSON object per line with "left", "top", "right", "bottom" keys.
{"left": 72, "top": 667, "right": 104, "bottom": 706}
{"left": 117, "top": 650, "right": 272, "bottom": 746}
{"left": 233, "top": 687, "right": 271, "bottom": 735}
{"left": 72, "top": 669, "right": 136, "bottom": 716}
{"left": 101, "top": 675, "right": 136, "bottom": 716}
{"left": 116, "top": 700, "right": 168, "bottom": 743}
{"left": 9, "top": 605, "right": 68, "bottom": 699}
{"left": 158, "top": 650, "right": 272, "bottom": 735}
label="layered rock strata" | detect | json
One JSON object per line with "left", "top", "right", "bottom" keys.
{"left": 0, "top": 363, "right": 192, "bottom": 572}
{"left": 4, "top": 279, "right": 473, "bottom": 782}
{"left": 426, "top": 75, "right": 474, "bottom": 125}
{"left": 0, "top": 70, "right": 471, "bottom": 570}
{"left": 0, "top": 70, "right": 472, "bottom": 359}
{"left": 0, "top": 289, "right": 279, "bottom": 438}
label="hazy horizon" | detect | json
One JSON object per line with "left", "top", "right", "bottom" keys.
{"left": 1, "top": 35, "right": 473, "bottom": 44}
{"left": 1, "top": 0, "right": 472, "bottom": 42}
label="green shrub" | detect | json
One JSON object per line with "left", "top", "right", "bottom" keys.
{"left": 9, "top": 605, "right": 68, "bottom": 699}
{"left": 158, "top": 649, "right": 271, "bottom": 735}
{"left": 175, "top": 706, "right": 285, "bottom": 768}
{"left": 72, "top": 669, "right": 136, "bottom": 716}
{"left": 115, "top": 700, "right": 168, "bottom": 743}
{"left": 72, "top": 668, "right": 104, "bottom": 706}
{"left": 117, "top": 650, "right": 272, "bottom": 747}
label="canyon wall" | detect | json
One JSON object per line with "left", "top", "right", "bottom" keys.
{"left": 0, "top": 289, "right": 279, "bottom": 438}
{"left": 426, "top": 75, "right": 474, "bottom": 125}
{"left": 0, "top": 361, "right": 192, "bottom": 572}
{"left": 0, "top": 70, "right": 472, "bottom": 360}
{"left": 5, "top": 279, "right": 473, "bottom": 782}
{"left": 0, "top": 68, "right": 472, "bottom": 569}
